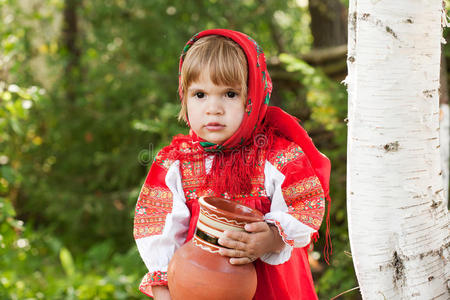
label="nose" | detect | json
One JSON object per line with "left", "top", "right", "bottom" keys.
{"left": 206, "top": 96, "right": 224, "bottom": 115}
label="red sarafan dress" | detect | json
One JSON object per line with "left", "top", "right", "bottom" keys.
{"left": 133, "top": 29, "right": 331, "bottom": 300}
{"left": 134, "top": 134, "right": 325, "bottom": 300}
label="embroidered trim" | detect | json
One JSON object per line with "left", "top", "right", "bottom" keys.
{"left": 193, "top": 235, "right": 221, "bottom": 253}
{"left": 180, "top": 144, "right": 267, "bottom": 201}
{"left": 265, "top": 219, "right": 295, "bottom": 247}
{"left": 282, "top": 176, "right": 325, "bottom": 231}
{"left": 134, "top": 184, "right": 173, "bottom": 239}
{"left": 267, "top": 142, "right": 304, "bottom": 171}
{"left": 139, "top": 271, "right": 168, "bottom": 296}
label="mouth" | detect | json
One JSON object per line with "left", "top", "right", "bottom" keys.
{"left": 205, "top": 122, "right": 225, "bottom": 131}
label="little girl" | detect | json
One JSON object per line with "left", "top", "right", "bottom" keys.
{"left": 133, "top": 29, "right": 331, "bottom": 300}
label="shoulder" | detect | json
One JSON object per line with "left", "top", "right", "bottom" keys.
{"left": 266, "top": 134, "right": 306, "bottom": 172}
{"left": 154, "top": 134, "right": 194, "bottom": 171}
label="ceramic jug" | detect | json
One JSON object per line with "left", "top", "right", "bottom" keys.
{"left": 168, "top": 196, "right": 264, "bottom": 300}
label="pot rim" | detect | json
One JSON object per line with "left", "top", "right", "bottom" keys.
{"left": 198, "top": 196, "right": 264, "bottom": 223}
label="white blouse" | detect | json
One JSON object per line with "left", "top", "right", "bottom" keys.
{"left": 135, "top": 157, "right": 317, "bottom": 275}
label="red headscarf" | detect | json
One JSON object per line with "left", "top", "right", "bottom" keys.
{"left": 179, "top": 29, "right": 330, "bottom": 198}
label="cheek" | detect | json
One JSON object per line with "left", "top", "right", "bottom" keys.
{"left": 186, "top": 101, "right": 201, "bottom": 128}
{"left": 231, "top": 104, "right": 245, "bottom": 129}
{"left": 186, "top": 100, "right": 196, "bottom": 118}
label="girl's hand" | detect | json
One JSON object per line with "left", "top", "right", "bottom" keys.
{"left": 152, "top": 286, "right": 171, "bottom": 300}
{"left": 218, "top": 222, "right": 285, "bottom": 265}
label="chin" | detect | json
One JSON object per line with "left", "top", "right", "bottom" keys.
{"left": 208, "top": 138, "right": 226, "bottom": 145}
{"left": 202, "top": 135, "right": 227, "bottom": 145}
{"left": 208, "top": 140, "right": 225, "bottom": 145}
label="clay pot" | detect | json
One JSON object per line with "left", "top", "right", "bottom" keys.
{"left": 168, "top": 196, "right": 264, "bottom": 300}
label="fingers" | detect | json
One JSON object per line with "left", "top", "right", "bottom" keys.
{"left": 219, "top": 247, "right": 247, "bottom": 259}
{"left": 222, "top": 230, "right": 250, "bottom": 242}
{"left": 229, "top": 257, "right": 256, "bottom": 265}
{"left": 244, "top": 221, "right": 269, "bottom": 233}
{"left": 218, "top": 235, "right": 247, "bottom": 251}
{"left": 217, "top": 226, "right": 269, "bottom": 263}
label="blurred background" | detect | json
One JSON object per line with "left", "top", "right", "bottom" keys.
{"left": 0, "top": 0, "right": 448, "bottom": 299}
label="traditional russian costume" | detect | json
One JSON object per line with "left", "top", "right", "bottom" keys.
{"left": 133, "top": 29, "right": 331, "bottom": 300}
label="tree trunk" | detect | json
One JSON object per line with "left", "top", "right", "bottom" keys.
{"left": 440, "top": 47, "right": 449, "bottom": 206}
{"left": 308, "top": 0, "right": 348, "bottom": 80}
{"left": 309, "top": 0, "right": 347, "bottom": 48}
{"left": 346, "top": 0, "right": 450, "bottom": 299}
{"left": 62, "top": 0, "right": 81, "bottom": 102}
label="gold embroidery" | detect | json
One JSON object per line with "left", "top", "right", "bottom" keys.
{"left": 134, "top": 184, "right": 173, "bottom": 239}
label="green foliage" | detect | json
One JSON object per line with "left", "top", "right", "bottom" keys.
{"left": 279, "top": 53, "right": 345, "bottom": 131}
{"left": 0, "top": 197, "right": 144, "bottom": 299}
{"left": 279, "top": 53, "right": 356, "bottom": 299}
{"left": 0, "top": 0, "right": 368, "bottom": 299}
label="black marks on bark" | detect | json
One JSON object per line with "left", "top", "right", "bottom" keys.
{"left": 379, "top": 250, "right": 407, "bottom": 287}
{"left": 404, "top": 18, "right": 413, "bottom": 24}
{"left": 358, "top": 13, "right": 398, "bottom": 40}
{"left": 379, "top": 243, "right": 450, "bottom": 289}
{"left": 423, "top": 89, "right": 435, "bottom": 98}
{"left": 435, "top": 188, "right": 444, "bottom": 195}
{"left": 418, "top": 242, "right": 449, "bottom": 260}
{"left": 391, "top": 251, "right": 405, "bottom": 287}
{"left": 351, "top": 12, "right": 357, "bottom": 28}
{"left": 350, "top": 12, "right": 357, "bottom": 45}
{"left": 384, "top": 141, "right": 399, "bottom": 152}
{"left": 348, "top": 56, "right": 355, "bottom": 63}
{"left": 430, "top": 199, "right": 442, "bottom": 209}
{"left": 361, "top": 13, "right": 370, "bottom": 20}
{"left": 385, "top": 26, "right": 398, "bottom": 39}
{"left": 391, "top": 251, "right": 405, "bottom": 285}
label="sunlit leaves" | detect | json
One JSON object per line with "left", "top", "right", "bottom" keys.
{"left": 279, "top": 53, "right": 344, "bottom": 131}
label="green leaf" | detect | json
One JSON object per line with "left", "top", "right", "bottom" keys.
{"left": 59, "top": 247, "right": 75, "bottom": 277}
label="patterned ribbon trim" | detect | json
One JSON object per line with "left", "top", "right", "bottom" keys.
{"left": 195, "top": 227, "right": 230, "bottom": 248}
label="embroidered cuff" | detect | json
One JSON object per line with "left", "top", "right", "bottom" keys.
{"left": 265, "top": 218, "right": 295, "bottom": 247}
{"left": 139, "top": 271, "right": 168, "bottom": 297}
{"left": 259, "top": 243, "right": 293, "bottom": 265}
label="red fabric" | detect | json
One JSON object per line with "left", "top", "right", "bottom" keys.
{"left": 135, "top": 29, "right": 332, "bottom": 298}
{"left": 265, "top": 107, "right": 332, "bottom": 262}
{"left": 136, "top": 133, "right": 325, "bottom": 298}
{"left": 179, "top": 29, "right": 332, "bottom": 260}
{"left": 265, "top": 107, "right": 330, "bottom": 198}
{"left": 184, "top": 184, "right": 318, "bottom": 300}
{"left": 254, "top": 248, "right": 318, "bottom": 300}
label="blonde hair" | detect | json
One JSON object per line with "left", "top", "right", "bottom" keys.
{"left": 178, "top": 35, "right": 248, "bottom": 122}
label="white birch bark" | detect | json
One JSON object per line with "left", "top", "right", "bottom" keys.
{"left": 345, "top": 0, "right": 450, "bottom": 299}
{"left": 439, "top": 43, "right": 449, "bottom": 207}
{"left": 440, "top": 103, "right": 449, "bottom": 205}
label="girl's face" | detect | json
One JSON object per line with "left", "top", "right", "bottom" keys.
{"left": 186, "top": 71, "right": 245, "bottom": 145}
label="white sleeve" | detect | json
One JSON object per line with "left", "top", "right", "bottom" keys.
{"left": 135, "top": 160, "right": 190, "bottom": 273}
{"left": 260, "top": 160, "right": 316, "bottom": 265}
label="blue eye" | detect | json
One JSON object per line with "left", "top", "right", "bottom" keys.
{"left": 226, "top": 91, "right": 237, "bottom": 98}
{"left": 196, "top": 92, "right": 205, "bottom": 98}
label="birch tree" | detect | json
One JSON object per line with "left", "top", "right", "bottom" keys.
{"left": 345, "top": 0, "right": 450, "bottom": 299}
{"left": 440, "top": 49, "right": 449, "bottom": 205}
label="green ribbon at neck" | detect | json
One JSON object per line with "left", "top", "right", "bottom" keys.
{"left": 199, "top": 141, "right": 224, "bottom": 152}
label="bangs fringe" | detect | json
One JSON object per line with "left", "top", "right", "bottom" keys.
{"left": 179, "top": 35, "right": 248, "bottom": 121}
